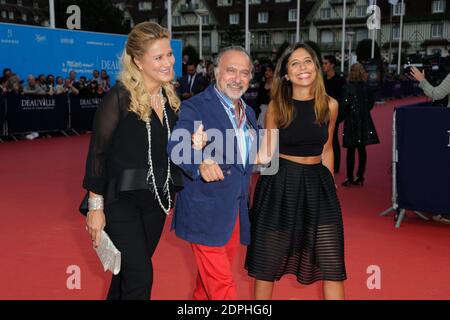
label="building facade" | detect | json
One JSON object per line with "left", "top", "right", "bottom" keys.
{"left": 2, "top": 0, "right": 449, "bottom": 60}
{"left": 0, "top": 0, "right": 48, "bottom": 26}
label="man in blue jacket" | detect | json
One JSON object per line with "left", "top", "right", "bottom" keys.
{"left": 168, "top": 46, "right": 258, "bottom": 299}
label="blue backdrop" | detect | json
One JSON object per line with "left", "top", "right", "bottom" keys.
{"left": 0, "top": 22, "right": 182, "bottom": 83}
{"left": 396, "top": 106, "right": 450, "bottom": 214}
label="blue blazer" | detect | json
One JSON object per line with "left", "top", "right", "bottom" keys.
{"left": 167, "top": 85, "right": 258, "bottom": 246}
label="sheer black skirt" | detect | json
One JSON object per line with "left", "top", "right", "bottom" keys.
{"left": 245, "top": 158, "right": 347, "bottom": 285}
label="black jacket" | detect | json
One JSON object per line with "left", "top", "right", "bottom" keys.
{"left": 83, "top": 84, "right": 183, "bottom": 203}
{"left": 341, "top": 82, "right": 380, "bottom": 148}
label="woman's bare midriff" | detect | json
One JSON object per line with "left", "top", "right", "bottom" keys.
{"left": 280, "top": 153, "right": 322, "bottom": 165}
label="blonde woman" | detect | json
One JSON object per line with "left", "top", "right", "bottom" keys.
{"left": 245, "top": 43, "right": 347, "bottom": 300}
{"left": 83, "top": 22, "right": 182, "bottom": 300}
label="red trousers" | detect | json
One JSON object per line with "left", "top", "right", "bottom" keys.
{"left": 191, "top": 215, "right": 240, "bottom": 300}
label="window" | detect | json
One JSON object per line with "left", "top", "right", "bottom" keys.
{"left": 258, "top": 12, "right": 268, "bottom": 24}
{"left": 149, "top": 17, "right": 158, "bottom": 23}
{"left": 202, "top": 15, "right": 209, "bottom": 25}
{"left": 33, "top": 1, "right": 39, "bottom": 9}
{"left": 21, "top": 13, "right": 26, "bottom": 21}
{"left": 393, "top": 2, "right": 405, "bottom": 16}
{"left": 356, "top": 6, "right": 366, "bottom": 18}
{"left": 0, "top": 0, "right": 6, "bottom": 4}
{"left": 432, "top": 0, "right": 445, "bottom": 13}
{"left": 431, "top": 48, "right": 442, "bottom": 55}
{"left": 320, "top": 8, "right": 331, "bottom": 20}
{"left": 218, "top": 0, "right": 232, "bottom": 6}
{"left": 259, "top": 33, "right": 270, "bottom": 48}
{"left": 17, "top": 0, "right": 22, "bottom": 6}
{"left": 431, "top": 24, "right": 443, "bottom": 38}
{"left": 8, "top": 11, "right": 14, "bottom": 20}
{"left": 138, "top": 1, "right": 152, "bottom": 11}
{"left": 392, "top": 25, "right": 400, "bottom": 40}
{"left": 249, "top": 0, "right": 261, "bottom": 4}
{"left": 202, "top": 35, "right": 211, "bottom": 48}
{"left": 173, "top": 15, "right": 181, "bottom": 26}
{"left": 1, "top": 11, "right": 7, "bottom": 19}
{"left": 275, "top": 0, "right": 291, "bottom": 2}
{"left": 321, "top": 30, "right": 333, "bottom": 43}
{"left": 289, "top": 9, "right": 297, "bottom": 22}
{"left": 229, "top": 13, "right": 239, "bottom": 24}
{"left": 34, "top": 15, "right": 39, "bottom": 23}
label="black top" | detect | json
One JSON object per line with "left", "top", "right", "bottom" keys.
{"left": 257, "top": 81, "right": 271, "bottom": 107}
{"left": 279, "top": 99, "right": 329, "bottom": 157}
{"left": 83, "top": 84, "right": 183, "bottom": 201}
{"left": 324, "top": 73, "right": 346, "bottom": 123}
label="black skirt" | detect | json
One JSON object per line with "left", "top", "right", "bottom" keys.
{"left": 245, "top": 158, "right": 347, "bottom": 285}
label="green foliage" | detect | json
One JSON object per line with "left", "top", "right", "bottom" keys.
{"left": 356, "top": 39, "right": 381, "bottom": 63}
{"left": 183, "top": 45, "right": 199, "bottom": 64}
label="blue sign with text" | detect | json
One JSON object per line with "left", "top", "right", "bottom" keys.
{"left": 0, "top": 23, "right": 182, "bottom": 83}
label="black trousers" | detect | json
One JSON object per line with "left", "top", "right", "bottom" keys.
{"left": 104, "top": 190, "right": 166, "bottom": 300}
{"left": 333, "top": 123, "right": 341, "bottom": 173}
{"left": 346, "top": 145, "right": 367, "bottom": 180}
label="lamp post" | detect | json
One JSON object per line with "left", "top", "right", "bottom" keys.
{"left": 49, "top": 0, "right": 55, "bottom": 28}
{"left": 347, "top": 31, "right": 355, "bottom": 75}
{"left": 167, "top": 0, "right": 172, "bottom": 36}
{"left": 340, "top": 0, "right": 347, "bottom": 73}
{"left": 195, "top": 9, "right": 208, "bottom": 61}
{"left": 371, "top": 0, "right": 377, "bottom": 59}
{"left": 397, "top": 0, "right": 404, "bottom": 75}
{"left": 296, "top": 0, "right": 301, "bottom": 42}
{"left": 245, "top": 0, "right": 250, "bottom": 54}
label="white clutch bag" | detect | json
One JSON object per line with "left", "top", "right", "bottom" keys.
{"left": 94, "top": 230, "right": 121, "bottom": 275}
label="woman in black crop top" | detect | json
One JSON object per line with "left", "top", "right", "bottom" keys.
{"left": 245, "top": 43, "right": 347, "bottom": 299}
{"left": 82, "top": 22, "right": 183, "bottom": 300}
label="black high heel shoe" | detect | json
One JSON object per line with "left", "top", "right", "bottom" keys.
{"left": 341, "top": 178, "right": 353, "bottom": 187}
{"left": 353, "top": 176, "right": 364, "bottom": 186}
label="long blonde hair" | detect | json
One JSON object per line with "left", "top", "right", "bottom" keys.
{"left": 120, "top": 22, "right": 180, "bottom": 121}
{"left": 271, "top": 43, "right": 330, "bottom": 128}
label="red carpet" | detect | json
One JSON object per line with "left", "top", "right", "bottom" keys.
{"left": 0, "top": 96, "right": 449, "bottom": 300}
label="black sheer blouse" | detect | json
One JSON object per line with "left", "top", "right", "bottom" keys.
{"left": 82, "top": 84, "right": 183, "bottom": 202}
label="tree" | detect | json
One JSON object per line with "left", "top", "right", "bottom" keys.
{"left": 305, "top": 41, "right": 322, "bottom": 63}
{"left": 276, "top": 41, "right": 290, "bottom": 60}
{"left": 55, "top": 0, "right": 130, "bottom": 35}
{"left": 220, "top": 25, "right": 245, "bottom": 48}
{"left": 183, "top": 45, "right": 199, "bottom": 64}
{"left": 356, "top": 39, "right": 381, "bottom": 63}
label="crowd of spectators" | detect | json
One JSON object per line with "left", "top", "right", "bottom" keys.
{"left": 0, "top": 68, "right": 112, "bottom": 96}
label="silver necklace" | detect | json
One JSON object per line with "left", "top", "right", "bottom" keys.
{"left": 145, "top": 90, "right": 172, "bottom": 214}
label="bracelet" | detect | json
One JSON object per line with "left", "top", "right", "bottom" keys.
{"left": 88, "top": 196, "right": 104, "bottom": 211}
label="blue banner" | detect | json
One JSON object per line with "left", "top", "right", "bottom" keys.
{"left": 396, "top": 106, "right": 450, "bottom": 214}
{"left": 0, "top": 23, "right": 182, "bottom": 83}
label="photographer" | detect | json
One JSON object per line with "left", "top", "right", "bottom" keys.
{"left": 410, "top": 67, "right": 450, "bottom": 108}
